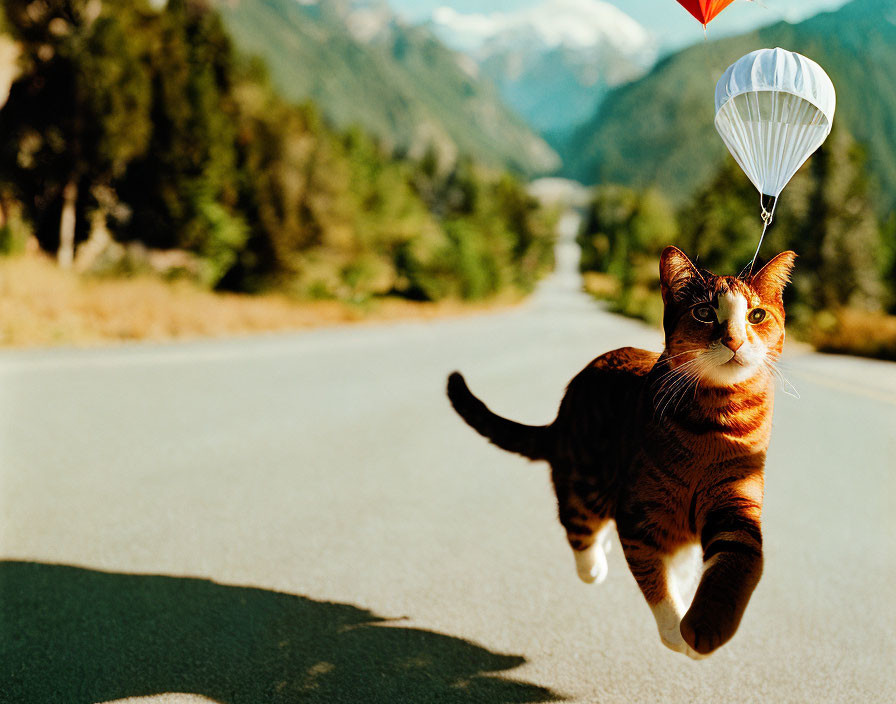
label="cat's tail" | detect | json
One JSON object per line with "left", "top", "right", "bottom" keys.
{"left": 447, "top": 372, "right": 553, "bottom": 462}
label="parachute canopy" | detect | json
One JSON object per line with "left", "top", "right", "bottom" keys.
{"left": 714, "top": 47, "right": 836, "bottom": 198}
{"left": 676, "top": 0, "right": 736, "bottom": 26}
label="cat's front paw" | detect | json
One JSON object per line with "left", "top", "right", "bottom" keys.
{"left": 651, "top": 599, "right": 707, "bottom": 660}
{"left": 659, "top": 624, "right": 708, "bottom": 660}
{"left": 679, "top": 609, "right": 734, "bottom": 656}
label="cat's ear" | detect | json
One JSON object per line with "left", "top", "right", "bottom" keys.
{"left": 659, "top": 246, "right": 702, "bottom": 304}
{"left": 749, "top": 251, "right": 796, "bottom": 302}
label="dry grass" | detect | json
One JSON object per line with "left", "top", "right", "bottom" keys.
{"left": 811, "top": 309, "right": 896, "bottom": 362}
{"left": 0, "top": 253, "right": 520, "bottom": 348}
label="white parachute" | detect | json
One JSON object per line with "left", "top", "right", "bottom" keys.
{"left": 714, "top": 47, "right": 836, "bottom": 268}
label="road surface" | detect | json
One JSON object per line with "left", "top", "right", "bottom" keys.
{"left": 2, "top": 213, "right": 895, "bottom": 703}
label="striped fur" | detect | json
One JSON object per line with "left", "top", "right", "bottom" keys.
{"left": 448, "top": 247, "right": 796, "bottom": 658}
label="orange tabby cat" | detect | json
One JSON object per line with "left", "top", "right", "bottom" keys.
{"left": 447, "top": 246, "right": 796, "bottom": 658}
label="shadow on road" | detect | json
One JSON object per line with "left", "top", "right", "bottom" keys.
{"left": 0, "top": 561, "right": 561, "bottom": 704}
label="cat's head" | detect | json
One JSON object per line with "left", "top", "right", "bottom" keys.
{"left": 659, "top": 246, "right": 796, "bottom": 387}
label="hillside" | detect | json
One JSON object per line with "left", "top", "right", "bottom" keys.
{"left": 428, "top": 0, "right": 655, "bottom": 148}
{"left": 561, "top": 0, "right": 896, "bottom": 211}
{"left": 211, "top": 0, "right": 559, "bottom": 175}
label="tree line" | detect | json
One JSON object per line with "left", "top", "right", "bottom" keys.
{"left": 0, "top": 0, "right": 555, "bottom": 301}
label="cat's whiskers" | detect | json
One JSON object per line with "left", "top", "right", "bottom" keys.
{"left": 661, "top": 372, "right": 698, "bottom": 422}
{"left": 660, "top": 349, "right": 705, "bottom": 363}
{"left": 652, "top": 356, "right": 702, "bottom": 399}
{"left": 653, "top": 353, "right": 703, "bottom": 388}
{"left": 762, "top": 358, "right": 800, "bottom": 398}
{"left": 654, "top": 355, "right": 705, "bottom": 422}
{"left": 674, "top": 357, "right": 708, "bottom": 416}
{"left": 675, "top": 359, "right": 707, "bottom": 416}
{"left": 666, "top": 374, "right": 701, "bottom": 422}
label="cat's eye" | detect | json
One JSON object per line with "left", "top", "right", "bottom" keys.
{"left": 747, "top": 308, "right": 767, "bottom": 325}
{"left": 691, "top": 305, "right": 716, "bottom": 323}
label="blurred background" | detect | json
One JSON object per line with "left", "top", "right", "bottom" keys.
{"left": 0, "top": 0, "right": 892, "bottom": 357}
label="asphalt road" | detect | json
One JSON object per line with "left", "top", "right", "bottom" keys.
{"left": 2, "top": 214, "right": 895, "bottom": 703}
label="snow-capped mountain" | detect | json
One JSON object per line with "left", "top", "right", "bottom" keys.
{"left": 428, "top": 0, "right": 657, "bottom": 139}
{"left": 432, "top": 0, "right": 652, "bottom": 57}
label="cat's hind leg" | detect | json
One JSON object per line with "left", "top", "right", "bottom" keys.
{"left": 564, "top": 515, "right": 613, "bottom": 585}
{"left": 573, "top": 522, "right": 613, "bottom": 584}
{"left": 554, "top": 465, "right": 614, "bottom": 584}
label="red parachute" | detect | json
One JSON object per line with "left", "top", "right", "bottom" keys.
{"left": 676, "top": 0, "right": 737, "bottom": 25}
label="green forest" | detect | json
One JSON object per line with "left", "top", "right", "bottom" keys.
{"left": 0, "top": 0, "right": 555, "bottom": 303}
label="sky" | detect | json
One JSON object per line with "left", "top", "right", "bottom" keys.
{"left": 389, "top": 0, "right": 851, "bottom": 51}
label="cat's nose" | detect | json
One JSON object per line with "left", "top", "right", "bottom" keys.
{"left": 723, "top": 336, "right": 744, "bottom": 352}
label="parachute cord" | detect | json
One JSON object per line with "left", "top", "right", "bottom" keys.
{"left": 700, "top": 27, "right": 713, "bottom": 78}
{"left": 749, "top": 196, "right": 778, "bottom": 276}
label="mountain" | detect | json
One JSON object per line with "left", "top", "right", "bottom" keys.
{"left": 429, "top": 0, "right": 656, "bottom": 146}
{"left": 211, "top": 0, "right": 559, "bottom": 175}
{"left": 561, "top": 0, "right": 896, "bottom": 212}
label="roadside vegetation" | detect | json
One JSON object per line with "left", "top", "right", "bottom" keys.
{"left": 0, "top": 249, "right": 522, "bottom": 347}
{"left": 0, "top": 0, "right": 556, "bottom": 347}
{"left": 578, "top": 126, "right": 896, "bottom": 361}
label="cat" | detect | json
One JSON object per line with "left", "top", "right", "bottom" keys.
{"left": 447, "top": 245, "right": 796, "bottom": 659}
